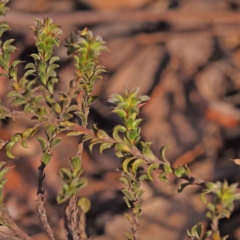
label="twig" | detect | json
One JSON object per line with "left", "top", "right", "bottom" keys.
{"left": 79, "top": 209, "right": 87, "bottom": 240}
{"left": 36, "top": 162, "right": 56, "bottom": 240}
{"left": 65, "top": 195, "right": 82, "bottom": 240}
{"left": 1, "top": 105, "right": 206, "bottom": 187}
{"left": 0, "top": 205, "right": 32, "bottom": 240}
{"left": 0, "top": 231, "right": 22, "bottom": 240}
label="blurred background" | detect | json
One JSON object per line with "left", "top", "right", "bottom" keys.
{"left": 1, "top": 0, "right": 240, "bottom": 239}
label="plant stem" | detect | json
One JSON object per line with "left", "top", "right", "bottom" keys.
{"left": 0, "top": 205, "right": 32, "bottom": 240}
{"left": 36, "top": 162, "right": 56, "bottom": 240}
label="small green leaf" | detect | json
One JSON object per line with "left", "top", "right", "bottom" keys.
{"left": 89, "top": 141, "right": 101, "bottom": 152}
{"left": 24, "top": 69, "right": 36, "bottom": 78}
{"left": 136, "top": 189, "right": 144, "bottom": 199}
{"left": 42, "top": 152, "right": 52, "bottom": 165}
{"left": 122, "top": 157, "right": 135, "bottom": 173}
{"left": 159, "top": 173, "right": 168, "bottom": 183}
{"left": 10, "top": 133, "right": 22, "bottom": 143}
{"left": 147, "top": 163, "right": 159, "bottom": 181}
{"left": 50, "top": 137, "right": 62, "bottom": 148}
{"left": 159, "top": 145, "right": 170, "bottom": 163}
{"left": 123, "top": 196, "right": 131, "bottom": 208}
{"left": 99, "top": 142, "right": 112, "bottom": 154}
{"left": 112, "top": 108, "right": 127, "bottom": 119}
{"left": 22, "top": 127, "right": 38, "bottom": 138}
{"left": 115, "top": 143, "right": 131, "bottom": 153}
{"left": 142, "top": 143, "right": 155, "bottom": 160}
{"left": 132, "top": 159, "right": 146, "bottom": 175}
{"left": 70, "top": 156, "right": 81, "bottom": 170}
{"left": 58, "top": 168, "right": 72, "bottom": 181}
{"left": 66, "top": 131, "right": 84, "bottom": 137}
{"left": 97, "top": 129, "right": 109, "bottom": 139}
{"left": 59, "top": 121, "right": 74, "bottom": 127}
{"left": 122, "top": 189, "right": 135, "bottom": 201}
{"left": 112, "top": 125, "right": 126, "bottom": 142}
{"left": 125, "top": 232, "right": 134, "bottom": 240}
{"left": 21, "top": 139, "right": 29, "bottom": 148}
{"left": 49, "top": 56, "right": 60, "bottom": 65}
{"left": 124, "top": 213, "right": 133, "bottom": 224}
{"left": 45, "top": 124, "right": 56, "bottom": 139}
{"left": 5, "top": 141, "right": 16, "bottom": 152}
{"left": 53, "top": 103, "right": 62, "bottom": 113}
{"left": 78, "top": 197, "right": 91, "bottom": 213}
{"left": 139, "top": 174, "right": 149, "bottom": 181}
{"left": 119, "top": 177, "right": 130, "bottom": 187}
{"left": 6, "top": 150, "right": 16, "bottom": 159}
{"left": 36, "top": 137, "right": 47, "bottom": 151}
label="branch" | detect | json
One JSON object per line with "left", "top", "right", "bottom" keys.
{"left": 0, "top": 231, "right": 22, "bottom": 240}
{"left": 0, "top": 205, "right": 32, "bottom": 240}
{"left": 35, "top": 162, "right": 56, "bottom": 240}
{"left": 1, "top": 105, "right": 206, "bottom": 187}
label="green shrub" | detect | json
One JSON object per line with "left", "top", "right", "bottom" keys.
{"left": 0, "top": 1, "right": 239, "bottom": 240}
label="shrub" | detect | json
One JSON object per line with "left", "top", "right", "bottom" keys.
{"left": 0, "top": 1, "right": 239, "bottom": 240}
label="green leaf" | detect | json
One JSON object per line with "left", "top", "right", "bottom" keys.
{"left": 24, "top": 69, "right": 36, "bottom": 78}
{"left": 50, "top": 137, "right": 62, "bottom": 148}
{"left": 96, "top": 129, "right": 109, "bottom": 139}
{"left": 25, "top": 62, "right": 36, "bottom": 70}
{"left": 49, "top": 56, "right": 60, "bottom": 64}
{"left": 22, "top": 127, "right": 38, "bottom": 138}
{"left": 36, "top": 137, "right": 47, "bottom": 151}
{"left": 42, "top": 152, "right": 52, "bottom": 165}
{"left": 58, "top": 168, "right": 72, "bottom": 182}
{"left": 89, "top": 141, "right": 101, "bottom": 152}
{"left": 70, "top": 156, "right": 81, "bottom": 170}
{"left": 99, "top": 142, "right": 112, "bottom": 154}
{"left": 88, "top": 94, "right": 99, "bottom": 104}
{"left": 131, "top": 159, "right": 146, "bottom": 175}
{"left": 5, "top": 142, "right": 16, "bottom": 152}
{"left": 122, "top": 189, "right": 135, "bottom": 201}
{"left": 126, "top": 117, "right": 135, "bottom": 130}
{"left": 112, "top": 125, "right": 126, "bottom": 142}
{"left": 6, "top": 150, "right": 16, "bottom": 159}
{"left": 115, "top": 143, "right": 131, "bottom": 153}
{"left": 77, "top": 197, "right": 91, "bottom": 213}
{"left": 123, "top": 196, "right": 131, "bottom": 208}
{"left": 59, "top": 121, "right": 74, "bottom": 127}
{"left": 122, "top": 157, "right": 135, "bottom": 173}
{"left": 53, "top": 103, "right": 62, "bottom": 114}
{"left": 66, "top": 131, "right": 83, "bottom": 137}
{"left": 45, "top": 124, "right": 56, "bottom": 139}
{"left": 112, "top": 108, "right": 127, "bottom": 119}
{"left": 47, "top": 78, "right": 58, "bottom": 94}
{"left": 124, "top": 213, "right": 133, "bottom": 224}
{"left": 0, "top": 59, "right": 8, "bottom": 71}
{"left": 125, "top": 232, "right": 134, "bottom": 240}
{"left": 119, "top": 177, "right": 130, "bottom": 187}
{"left": 147, "top": 163, "right": 159, "bottom": 181}
{"left": 138, "top": 95, "right": 150, "bottom": 102}
{"left": 10, "top": 133, "right": 22, "bottom": 143}
{"left": 142, "top": 143, "right": 155, "bottom": 160}
{"left": 12, "top": 60, "right": 23, "bottom": 68}
{"left": 162, "top": 164, "right": 172, "bottom": 174}
{"left": 139, "top": 174, "right": 149, "bottom": 181}
{"left": 21, "top": 139, "right": 29, "bottom": 148}
{"left": 159, "top": 173, "right": 168, "bottom": 183}
{"left": 159, "top": 145, "right": 170, "bottom": 163}
{"left": 136, "top": 189, "right": 144, "bottom": 199}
